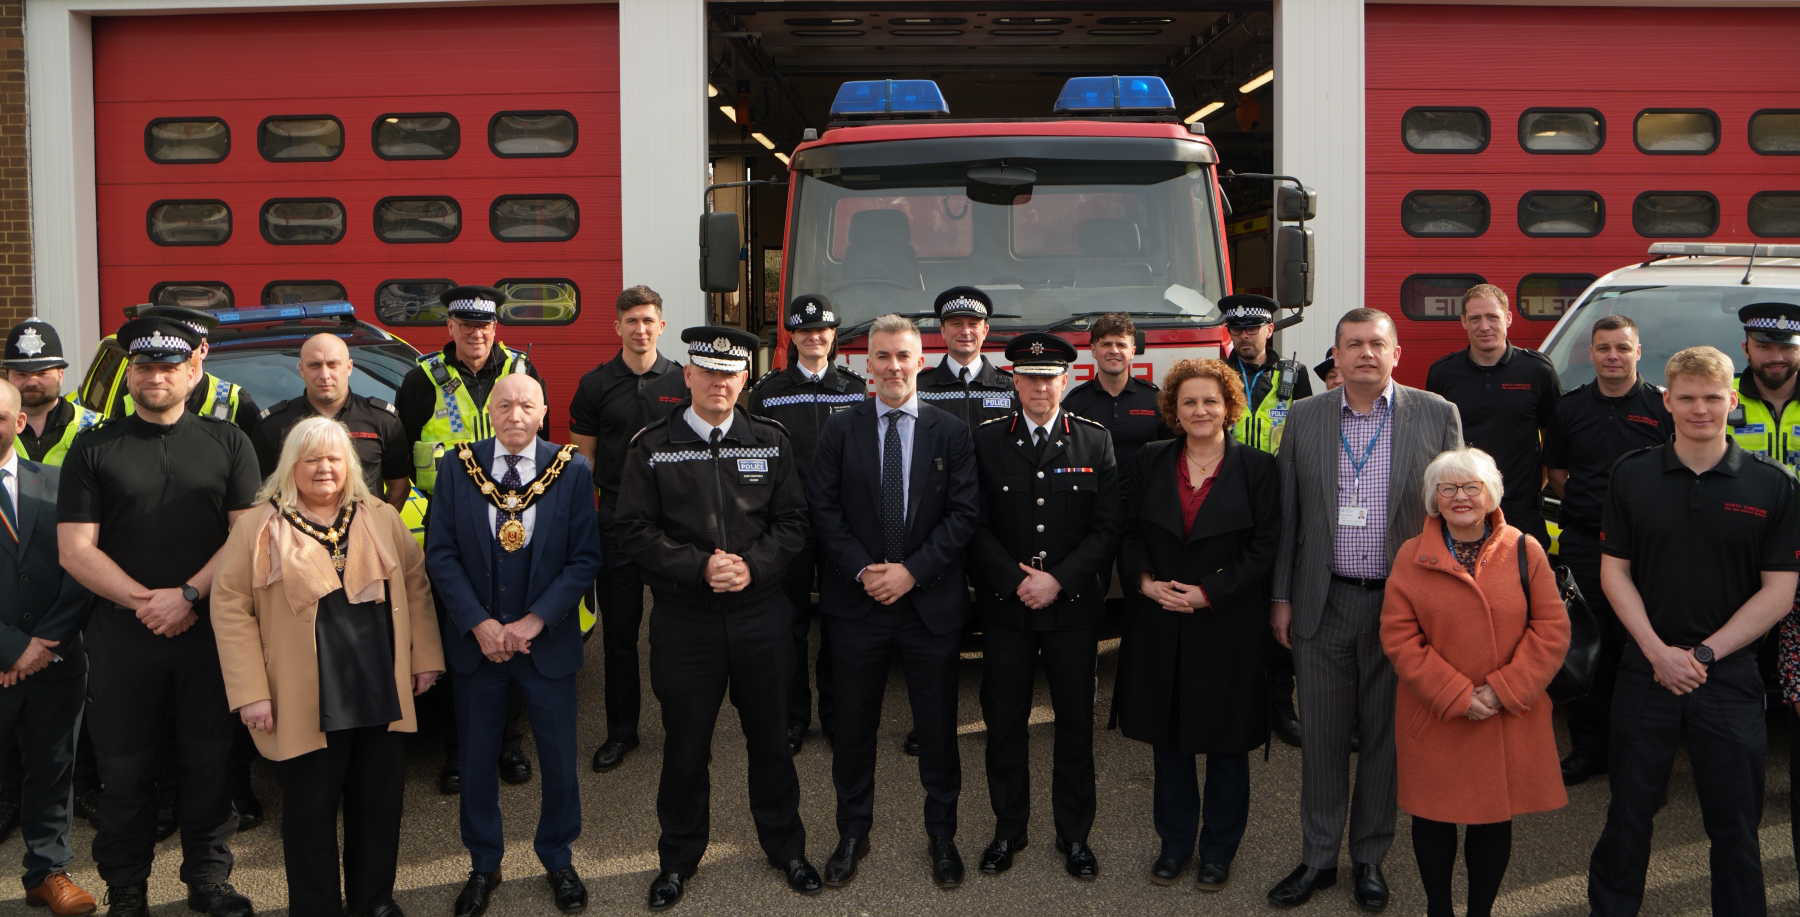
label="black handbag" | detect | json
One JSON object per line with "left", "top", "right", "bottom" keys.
{"left": 1516, "top": 538, "right": 1599, "bottom": 704}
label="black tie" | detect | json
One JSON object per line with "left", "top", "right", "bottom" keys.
{"left": 959, "top": 366, "right": 971, "bottom": 385}
{"left": 0, "top": 468, "right": 16, "bottom": 543}
{"left": 497, "top": 454, "right": 522, "bottom": 538}
{"left": 710, "top": 427, "right": 723, "bottom": 448}
{"left": 881, "top": 410, "right": 907, "bottom": 563}
{"left": 1034, "top": 426, "right": 1048, "bottom": 458}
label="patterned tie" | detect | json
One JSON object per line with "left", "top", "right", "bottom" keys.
{"left": 881, "top": 410, "right": 907, "bottom": 563}
{"left": 0, "top": 468, "right": 16, "bottom": 543}
{"left": 497, "top": 454, "right": 522, "bottom": 537}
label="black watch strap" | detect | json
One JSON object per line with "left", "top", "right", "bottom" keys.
{"left": 1693, "top": 643, "right": 1715, "bottom": 665}
{"left": 180, "top": 583, "right": 200, "bottom": 603}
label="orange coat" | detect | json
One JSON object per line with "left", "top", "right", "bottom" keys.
{"left": 1380, "top": 512, "right": 1570, "bottom": 824}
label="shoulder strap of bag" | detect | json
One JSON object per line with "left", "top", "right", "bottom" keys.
{"left": 1517, "top": 533, "right": 1531, "bottom": 600}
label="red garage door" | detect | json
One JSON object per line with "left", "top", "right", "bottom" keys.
{"left": 1366, "top": 4, "right": 1800, "bottom": 382}
{"left": 93, "top": 4, "right": 621, "bottom": 418}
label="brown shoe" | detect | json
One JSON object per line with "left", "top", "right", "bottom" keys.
{"left": 26, "top": 872, "right": 98, "bottom": 915}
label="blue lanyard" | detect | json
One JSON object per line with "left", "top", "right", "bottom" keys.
{"left": 1238, "top": 363, "right": 1267, "bottom": 404}
{"left": 1340, "top": 411, "right": 1390, "bottom": 477}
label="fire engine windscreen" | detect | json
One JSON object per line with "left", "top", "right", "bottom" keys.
{"left": 786, "top": 158, "right": 1224, "bottom": 331}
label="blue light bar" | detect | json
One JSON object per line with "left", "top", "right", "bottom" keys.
{"left": 214, "top": 300, "right": 355, "bottom": 325}
{"left": 829, "top": 79, "right": 950, "bottom": 118}
{"left": 1053, "top": 75, "right": 1176, "bottom": 114}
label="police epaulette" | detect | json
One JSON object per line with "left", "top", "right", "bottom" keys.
{"left": 257, "top": 407, "right": 271, "bottom": 420}
{"left": 1069, "top": 413, "right": 1109, "bottom": 430}
{"left": 368, "top": 396, "right": 398, "bottom": 415}
{"left": 749, "top": 413, "right": 790, "bottom": 435}
{"left": 628, "top": 416, "right": 670, "bottom": 447}
{"left": 977, "top": 414, "right": 1011, "bottom": 427}
{"left": 835, "top": 364, "right": 864, "bottom": 382}
{"left": 751, "top": 368, "right": 781, "bottom": 388}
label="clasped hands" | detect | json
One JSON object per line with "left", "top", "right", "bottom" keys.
{"left": 706, "top": 549, "right": 752, "bottom": 594}
{"left": 132, "top": 587, "right": 197, "bottom": 638}
{"left": 1141, "top": 574, "right": 1209, "bottom": 614}
{"left": 1464, "top": 684, "right": 1503, "bottom": 721}
{"left": 474, "top": 614, "right": 545, "bottom": 664}
{"left": 1015, "top": 563, "right": 1061, "bottom": 610}
{"left": 0, "top": 637, "right": 59, "bottom": 687}
{"left": 860, "top": 562, "right": 916, "bottom": 605}
{"left": 1648, "top": 642, "right": 1708, "bottom": 696}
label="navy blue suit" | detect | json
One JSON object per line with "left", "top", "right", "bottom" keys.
{"left": 808, "top": 398, "right": 979, "bottom": 840}
{"left": 425, "top": 437, "right": 601, "bottom": 873}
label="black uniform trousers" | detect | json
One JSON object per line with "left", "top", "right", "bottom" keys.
{"left": 1588, "top": 655, "right": 1768, "bottom": 916}
{"left": 1152, "top": 748, "right": 1250, "bottom": 865}
{"left": 277, "top": 726, "right": 404, "bottom": 916}
{"left": 980, "top": 618, "right": 1096, "bottom": 843}
{"left": 1560, "top": 527, "right": 1625, "bottom": 761}
{"left": 0, "top": 649, "right": 85, "bottom": 889}
{"left": 598, "top": 542, "right": 647, "bottom": 742}
{"left": 649, "top": 595, "right": 805, "bottom": 874}
{"left": 85, "top": 609, "right": 236, "bottom": 887}
{"left": 783, "top": 549, "right": 834, "bottom": 737}
{"left": 829, "top": 599, "right": 961, "bottom": 841}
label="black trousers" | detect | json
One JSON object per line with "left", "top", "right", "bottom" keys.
{"left": 454, "top": 656, "right": 581, "bottom": 874}
{"left": 1588, "top": 655, "right": 1767, "bottom": 916}
{"left": 1152, "top": 747, "right": 1249, "bottom": 865}
{"left": 980, "top": 620, "right": 1096, "bottom": 843}
{"left": 828, "top": 602, "right": 961, "bottom": 840}
{"left": 0, "top": 650, "right": 86, "bottom": 888}
{"left": 598, "top": 554, "right": 647, "bottom": 741}
{"left": 85, "top": 610, "right": 236, "bottom": 887}
{"left": 277, "top": 726, "right": 404, "bottom": 916}
{"left": 1560, "top": 528, "right": 1625, "bottom": 760}
{"left": 783, "top": 551, "right": 834, "bottom": 736}
{"left": 650, "top": 595, "right": 804, "bottom": 874}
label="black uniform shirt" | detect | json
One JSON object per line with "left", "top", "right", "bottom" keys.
{"left": 1426, "top": 345, "right": 1560, "bottom": 512}
{"left": 919, "top": 355, "right": 1014, "bottom": 429}
{"left": 1226, "top": 350, "right": 1315, "bottom": 414}
{"left": 395, "top": 341, "right": 549, "bottom": 445}
{"left": 1061, "top": 375, "right": 1169, "bottom": 473}
{"left": 566, "top": 351, "right": 688, "bottom": 511}
{"left": 745, "top": 363, "right": 868, "bottom": 466}
{"left": 17, "top": 398, "right": 77, "bottom": 462}
{"left": 59, "top": 413, "right": 261, "bottom": 592}
{"left": 1601, "top": 439, "right": 1800, "bottom": 650}
{"left": 1545, "top": 379, "right": 1672, "bottom": 531}
{"left": 253, "top": 392, "right": 411, "bottom": 492}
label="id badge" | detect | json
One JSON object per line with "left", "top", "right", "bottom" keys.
{"left": 1338, "top": 505, "right": 1369, "bottom": 527}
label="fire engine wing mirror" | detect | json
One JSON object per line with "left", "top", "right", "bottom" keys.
{"left": 1276, "top": 185, "right": 1318, "bottom": 223}
{"left": 966, "top": 165, "right": 1037, "bottom": 206}
{"left": 1275, "top": 224, "right": 1315, "bottom": 309}
{"left": 699, "top": 212, "right": 740, "bottom": 293}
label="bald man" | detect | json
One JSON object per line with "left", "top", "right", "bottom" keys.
{"left": 254, "top": 333, "right": 411, "bottom": 508}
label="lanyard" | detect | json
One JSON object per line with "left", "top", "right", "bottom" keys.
{"left": 1238, "top": 363, "right": 1267, "bottom": 406}
{"left": 1340, "top": 411, "right": 1390, "bottom": 477}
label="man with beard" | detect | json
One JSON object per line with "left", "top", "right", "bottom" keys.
{"left": 4, "top": 319, "right": 105, "bottom": 467}
{"left": 1729, "top": 302, "right": 1800, "bottom": 472}
{"left": 134, "top": 305, "right": 262, "bottom": 440}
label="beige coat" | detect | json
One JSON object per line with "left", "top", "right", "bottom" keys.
{"left": 212, "top": 497, "right": 444, "bottom": 761}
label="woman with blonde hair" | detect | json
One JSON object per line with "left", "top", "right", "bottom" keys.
{"left": 212, "top": 415, "right": 444, "bottom": 917}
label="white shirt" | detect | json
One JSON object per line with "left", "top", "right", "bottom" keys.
{"left": 873, "top": 394, "right": 920, "bottom": 513}
{"left": 1026, "top": 410, "right": 1060, "bottom": 446}
{"left": 487, "top": 443, "right": 538, "bottom": 547}
{"left": 944, "top": 353, "right": 983, "bottom": 382}
{"left": 796, "top": 360, "right": 828, "bottom": 383}
{"left": 0, "top": 450, "right": 18, "bottom": 538}
{"left": 684, "top": 406, "right": 736, "bottom": 443}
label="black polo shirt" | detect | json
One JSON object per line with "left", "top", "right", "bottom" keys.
{"left": 566, "top": 351, "right": 688, "bottom": 513}
{"left": 1601, "top": 439, "right": 1800, "bottom": 651}
{"left": 1426, "top": 345, "right": 1560, "bottom": 513}
{"left": 58, "top": 412, "right": 261, "bottom": 593}
{"left": 1544, "top": 379, "right": 1672, "bottom": 532}
{"left": 394, "top": 341, "right": 548, "bottom": 445}
{"left": 17, "top": 397, "right": 77, "bottom": 462}
{"left": 253, "top": 392, "right": 411, "bottom": 492}
{"left": 1061, "top": 375, "right": 1170, "bottom": 473}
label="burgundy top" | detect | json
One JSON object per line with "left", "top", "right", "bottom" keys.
{"left": 1176, "top": 451, "right": 1216, "bottom": 535}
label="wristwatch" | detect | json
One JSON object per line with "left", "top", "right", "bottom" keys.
{"left": 1692, "top": 643, "right": 1715, "bottom": 666}
{"left": 180, "top": 583, "right": 200, "bottom": 604}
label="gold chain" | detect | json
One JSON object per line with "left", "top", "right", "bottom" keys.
{"left": 279, "top": 500, "right": 356, "bottom": 573}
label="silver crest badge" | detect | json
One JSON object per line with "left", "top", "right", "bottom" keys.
{"left": 805, "top": 303, "right": 817, "bottom": 315}
{"left": 1029, "top": 341, "right": 1045, "bottom": 355}
{"left": 712, "top": 336, "right": 732, "bottom": 354}
{"left": 14, "top": 326, "right": 45, "bottom": 358}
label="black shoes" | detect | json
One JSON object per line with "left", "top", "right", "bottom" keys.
{"left": 1149, "top": 851, "right": 1188, "bottom": 886}
{"left": 453, "top": 870, "right": 500, "bottom": 917}
{"left": 978, "top": 836, "right": 1027, "bottom": 874}
{"left": 823, "top": 836, "right": 869, "bottom": 887}
{"left": 498, "top": 747, "right": 532, "bottom": 786}
{"left": 902, "top": 730, "right": 921, "bottom": 757}
{"left": 786, "top": 724, "right": 806, "bottom": 756}
{"left": 105, "top": 883, "right": 150, "bottom": 917}
{"left": 1196, "top": 861, "right": 1230, "bottom": 891}
{"left": 770, "top": 858, "right": 823, "bottom": 895}
{"left": 356, "top": 901, "right": 404, "bottom": 917}
{"left": 1268, "top": 863, "right": 1338, "bottom": 908}
{"left": 645, "top": 871, "right": 688, "bottom": 910}
{"left": 437, "top": 762, "right": 462, "bottom": 796}
{"left": 591, "top": 736, "right": 639, "bottom": 773}
{"left": 233, "top": 794, "right": 265, "bottom": 832}
{"left": 1352, "top": 862, "right": 1389, "bottom": 912}
{"left": 928, "top": 836, "right": 963, "bottom": 888}
{"left": 1561, "top": 750, "right": 1607, "bottom": 786}
{"left": 185, "top": 881, "right": 254, "bottom": 917}
{"left": 546, "top": 866, "right": 587, "bottom": 913}
{"left": 1056, "top": 838, "right": 1099, "bottom": 881}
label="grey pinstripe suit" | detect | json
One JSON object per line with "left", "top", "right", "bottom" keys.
{"left": 1272, "top": 382, "right": 1462, "bottom": 868}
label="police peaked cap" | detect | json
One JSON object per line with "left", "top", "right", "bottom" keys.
{"left": 1739, "top": 301, "right": 1800, "bottom": 345}
{"left": 934, "top": 286, "right": 992, "bottom": 321}
{"left": 683, "top": 325, "right": 758, "bottom": 373}
{"left": 117, "top": 316, "right": 200, "bottom": 364}
{"left": 140, "top": 303, "right": 220, "bottom": 338}
{"left": 1219, "top": 293, "right": 1278, "bottom": 328}
{"left": 440, "top": 285, "right": 505, "bottom": 323}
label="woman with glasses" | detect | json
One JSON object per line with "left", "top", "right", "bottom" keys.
{"left": 1379, "top": 447, "right": 1570, "bottom": 917}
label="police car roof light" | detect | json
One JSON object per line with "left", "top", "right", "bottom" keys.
{"left": 1053, "top": 76, "right": 1176, "bottom": 114}
{"left": 213, "top": 300, "right": 356, "bottom": 325}
{"left": 829, "top": 79, "right": 950, "bottom": 118}
{"left": 1647, "top": 242, "right": 1800, "bottom": 260}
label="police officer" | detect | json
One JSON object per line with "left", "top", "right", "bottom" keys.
{"left": 1425, "top": 283, "right": 1561, "bottom": 548}
{"left": 1545, "top": 314, "right": 1672, "bottom": 787}
{"left": 393, "top": 284, "right": 543, "bottom": 792}
{"left": 747, "top": 294, "right": 868, "bottom": 754}
{"left": 3, "top": 318, "right": 104, "bottom": 466}
{"left": 133, "top": 305, "right": 262, "bottom": 438}
{"left": 613, "top": 326, "right": 821, "bottom": 910}
{"left": 1060, "top": 312, "right": 1168, "bottom": 474}
{"left": 1729, "top": 301, "right": 1800, "bottom": 474}
{"left": 920, "top": 286, "right": 1014, "bottom": 428}
{"left": 1315, "top": 350, "right": 1341, "bottom": 390}
{"left": 253, "top": 332, "right": 410, "bottom": 508}
{"left": 970, "top": 332, "right": 1122, "bottom": 881}
{"left": 568, "top": 284, "right": 688, "bottom": 773}
{"left": 57, "top": 316, "right": 260, "bottom": 917}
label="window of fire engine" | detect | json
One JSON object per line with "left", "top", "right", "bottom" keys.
{"left": 1401, "top": 274, "right": 1485, "bottom": 320}
{"left": 262, "top": 281, "right": 347, "bottom": 305}
{"left": 148, "top": 200, "right": 231, "bottom": 245}
{"left": 1518, "top": 192, "right": 1604, "bottom": 237}
{"left": 489, "top": 111, "right": 577, "bottom": 157}
{"left": 146, "top": 118, "right": 229, "bottom": 163}
{"left": 258, "top": 116, "right": 344, "bottom": 162}
{"left": 376, "top": 279, "right": 453, "bottom": 325}
{"left": 490, "top": 195, "right": 579, "bottom": 242}
{"left": 1750, "top": 110, "right": 1800, "bottom": 154}
{"left": 497, "top": 278, "right": 580, "bottom": 324}
{"left": 1517, "top": 274, "right": 1594, "bottom": 320}
{"left": 1518, "top": 109, "right": 1604, "bottom": 153}
{"left": 150, "top": 281, "right": 233, "bottom": 310}
{"left": 1401, "top": 191, "right": 1489, "bottom": 237}
{"left": 1402, "top": 108, "right": 1488, "bottom": 153}
{"left": 374, "top": 197, "right": 461, "bottom": 243}
{"left": 1633, "top": 192, "right": 1718, "bottom": 237}
{"left": 374, "top": 113, "right": 459, "bottom": 160}
{"left": 1749, "top": 192, "right": 1800, "bottom": 237}
{"left": 1634, "top": 110, "right": 1719, "bottom": 154}
{"left": 260, "top": 198, "right": 345, "bottom": 245}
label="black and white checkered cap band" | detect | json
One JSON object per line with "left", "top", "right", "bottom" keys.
{"left": 787, "top": 309, "right": 837, "bottom": 328}
{"left": 689, "top": 336, "right": 751, "bottom": 371}
{"left": 447, "top": 297, "right": 499, "bottom": 317}
{"left": 1746, "top": 316, "right": 1800, "bottom": 333}
{"left": 1223, "top": 305, "right": 1273, "bottom": 324}
{"left": 939, "top": 296, "right": 988, "bottom": 318}
{"left": 129, "top": 332, "right": 193, "bottom": 357}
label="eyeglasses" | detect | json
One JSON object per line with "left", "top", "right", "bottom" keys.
{"left": 1435, "top": 482, "right": 1485, "bottom": 499}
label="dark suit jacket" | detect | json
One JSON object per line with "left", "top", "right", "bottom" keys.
{"left": 425, "top": 437, "right": 602, "bottom": 678}
{"left": 1, "top": 458, "right": 89, "bottom": 673}
{"left": 807, "top": 398, "right": 980, "bottom": 636}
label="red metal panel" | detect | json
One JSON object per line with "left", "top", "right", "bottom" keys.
{"left": 92, "top": 5, "right": 621, "bottom": 428}
{"left": 1366, "top": 4, "right": 1800, "bottom": 383}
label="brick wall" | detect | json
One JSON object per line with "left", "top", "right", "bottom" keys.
{"left": 0, "top": 2, "right": 29, "bottom": 325}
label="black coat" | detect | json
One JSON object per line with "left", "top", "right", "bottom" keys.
{"left": 1116, "top": 436, "right": 1279, "bottom": 754}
